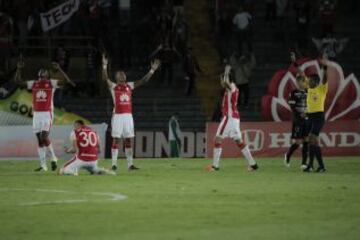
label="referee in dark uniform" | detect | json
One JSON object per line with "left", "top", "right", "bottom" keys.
{"left": 284, "top": 75, "right": 309, "bottom": 169}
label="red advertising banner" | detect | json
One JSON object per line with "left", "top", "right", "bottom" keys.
{"left": 206, "top": 121, "right": 360, "bottom": 158}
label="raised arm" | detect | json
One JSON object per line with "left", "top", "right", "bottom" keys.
{"left": 13, "top": 60, "right": 27, "bottom": 87}
{"left": 290, "top": 52, "right": 306, "bottom": 78}
{"left": 102, "top": 53, "right": 114, "bottom": 88}
{"left": 133, "top": 59, "right": 161, "bottom": 89}
{"left": 221, "top": 64, "right": 232, "bottom": 90}
{"left": 52, "top": 62, "right": 76, "bottom": 87}
{"left": 318, "top": 57, "right": 329, "bottom": 84}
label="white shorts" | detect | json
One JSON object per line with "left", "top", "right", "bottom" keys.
{"left": 33, "top": 111, "right": 52, "bottom": 133}
{"left": 111, "top": 113, "right": 134, "bottom": 138}
{"left": 216, "top": 116, "right": 242, "bottom": 140}
{"left": 62, "top": 156, "right": 100, "bottom": 175}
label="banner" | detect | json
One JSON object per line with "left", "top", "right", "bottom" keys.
{"left": 40, "top": 0, "right": 80, "bottom": 32}
{"left": 261, "top": 59, "right": 360, "bottom": 121}
{"left": 113, "top": 131, "right": 205, "bottom": 158}
{"left": 0, "top": 89, "right": 90, "bottom": 125}
{"left": 0, "top": 124, "right": 107, "bottom": 160}
{"left": 206, "top": 121, "right": 360, "bottom": 158}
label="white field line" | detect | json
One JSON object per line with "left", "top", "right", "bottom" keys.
{"left": 0, "top": 188, "right": 127, "bottom": 206}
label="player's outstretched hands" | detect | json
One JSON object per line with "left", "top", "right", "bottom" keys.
{"left": 102, "top": 53, "right": 108, "bottom": 68}
{"left": 224, "top": 64, "right": 231, "bottom": 75}
{"left": 151, "top": 59, "right": 161, "bottom": 71}
{"left": 290, "top": 51, "right": 296, "bottom": 63}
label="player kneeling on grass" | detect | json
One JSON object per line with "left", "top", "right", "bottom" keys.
{"left": 59, "top": 120, "right": 114, "bottom": 176}
{"left": 206, "top": 65, "right": 259, "bottom": 172}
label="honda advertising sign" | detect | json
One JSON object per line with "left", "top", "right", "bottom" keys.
{"left": 206, "top": 121, "right": 360, "bottom": 158}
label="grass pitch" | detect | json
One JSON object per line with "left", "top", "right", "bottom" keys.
{"left": 0, "top": 157, "right": 359, "bottom": 240}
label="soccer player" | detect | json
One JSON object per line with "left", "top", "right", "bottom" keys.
{"left": 292, "top": 54, "right": 329, "bottom": 173}
{"left": 59, "top": 120, "right": 114, "bottom": 175}
{"left": 206, "top": 65, "right": 259, "bottom": 172}
{"left": 102, "top": 54, "right": 161, "bottom": 171}
{"left": 14, "top": 60, "right": 76, "bottom": 172}
{"left": 285, "top": 53, "right": 310, "bottom": 169}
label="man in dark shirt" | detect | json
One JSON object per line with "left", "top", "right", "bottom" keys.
{"left": 284, "top": 75, "right": 309, "bottom": 169}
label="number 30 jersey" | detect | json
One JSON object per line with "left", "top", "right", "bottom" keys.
{"left": 70, "top": 126, "right": 99, "bottom": 161}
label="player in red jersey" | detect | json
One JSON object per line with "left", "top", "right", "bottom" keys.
{"left": 102, "top": 54, "right": 161, "bottom": 171}
{"left": 59, "top": 120, "right": 114, "bottom": 175}
{"left": 14, "top": 60, "right": 75, "bottom": 172}
{"left": 206, "top": 65, "right": 259, "bottom": 172}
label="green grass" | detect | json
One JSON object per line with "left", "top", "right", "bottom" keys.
{"left": 0, "top": 157, "right": 359, "bottom": 240}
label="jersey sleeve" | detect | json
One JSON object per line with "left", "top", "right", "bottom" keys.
{"left": 127, "top": 82, "right": 135, "bottom": 89}
{"left": 50, "top": 79, "right": 60, "bottom": 89}
{"left": 26, "top": 81, "right": 34, "bottom": 90}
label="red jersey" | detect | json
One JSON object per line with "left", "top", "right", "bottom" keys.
{"left": 27, "top": 79, "right": 58, "bottom": 112}
{"left": 110, "top": 82, "right": 134, "bottom": 114}
{"left": 72, "top": 126, "right": 99, "bottom": 161}
{"left": 222, "top": 84, "right": 240, "bottom": 119}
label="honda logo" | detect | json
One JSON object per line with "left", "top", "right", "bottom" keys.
{"left": 242, "top": 129, "right": 264, "bottom": 151}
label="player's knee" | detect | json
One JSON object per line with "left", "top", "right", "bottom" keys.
{"left": 124, "top": 138, "right": 131, "bottom": 148}
{"left": 112, "top": 141, "right": 120, "bottom": 149}
{"left": 235, "top": 139, "right": 245, "bottom": 149}
{"left": 214, "top": 137, "right": 222, "bottom": 147}
{"left": 36, "top": 133, "right": 44, "bottom": 147}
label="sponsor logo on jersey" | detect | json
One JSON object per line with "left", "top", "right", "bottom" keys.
{"left": 36, "top": 90, "right": 47, "bottom": 101}
{"left": 119, "top": 93, "right": 130, "bottom": 102}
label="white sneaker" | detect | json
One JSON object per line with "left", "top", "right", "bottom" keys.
{"left": 284, "top": 154, "right": 290, "bottom": 167}
{"left": 300, "top": 164, "right": 307, "bottom": 170}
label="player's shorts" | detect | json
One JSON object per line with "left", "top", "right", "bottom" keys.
{"left": 291, "top": 118, "right": 310, "bottom": 139}
{"left": 61, "top": 156, "right": 100, "bottom": 175}
{"left": 308, "top": 112, "right": 325, "bottom": 136}
{"left": 32, "top": 111, "right": 52, "bottom": 133}
{"left": 216, "top": 116, "right": 242, "bottom": 140}
{"left": 111, "top": 113, "right": 134, "bottom": 138}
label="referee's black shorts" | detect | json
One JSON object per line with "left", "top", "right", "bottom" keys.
{"left": 291, "top": 118, "right": 310, "bottom": 139}
{"left": 308, "top": 112, "right": 325, "bottom": 136}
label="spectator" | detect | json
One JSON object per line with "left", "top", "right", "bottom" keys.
{"left": 0, "top": 12, "right": 13, "bottom": 68}
{"left": 233, "top": 6, "right": 252, "bottom": 56}
{"left": 174, "top": 14, "right": 188, "bottom": 57}
{"left": 294, "top": 0, "right": 311, "bottom": 52}
{"left": 277, "top": 0, "right": 288, "bottom": 24}
{"left": 53, "top": 44, "right": 70, "bottom": 73}
{"left": 150, "top": 41, "right": 180, "bottom": 86}
{"left": 319, "top": 0, "right": 335, "bottom": 37}
{"left": 183, "top": 47, "right": 202, "bottom": 96}
{"left": 217, "top": 11, "right": 233, "bottom": 60}
{"left": 14, "top": 0, "right": 30, "bottom": 45}
{"left": 265, "top": 0, "right": 276, "bottom": 26}
{"left": 85, "top": 41, "right": 99, "bottom": 96}
{"left": 168, "top": 113, "right": 182, "bottom": 158}
{"left": 229, "top": 52, "right": 256, "bottom": 108}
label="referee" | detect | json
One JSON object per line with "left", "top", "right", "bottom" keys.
{"left": 292, "top": 54, "right": 328, "bottom": 173}
{"left": 303, "top": 58, "right": 329, "bottom": 173}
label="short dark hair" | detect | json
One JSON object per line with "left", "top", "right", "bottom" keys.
{"left": 75, "top": 120, "right": 85, "bottom": 125}
{"left": 309, "top": 74, "right": 320, "bottom": 84}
